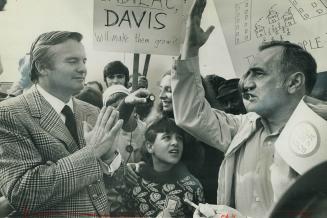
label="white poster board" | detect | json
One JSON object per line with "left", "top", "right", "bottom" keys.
{"left": 213, "top": 0, "right": 327, "bottom": 76}
{"left": 93, "top": 0, "right": 191, "bottom": 55}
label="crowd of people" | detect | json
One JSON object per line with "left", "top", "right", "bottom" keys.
{"left": 0, "top": 0, "right": 326, "bottom": 217}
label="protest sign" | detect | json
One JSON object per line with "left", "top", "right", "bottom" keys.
{"left": 213, "top": 0, "right": 327, "bottom": 76}
{"left": 93, "top": 0, "right": 191, "bottom": 55}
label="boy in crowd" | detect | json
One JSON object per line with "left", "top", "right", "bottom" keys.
{"left": 107, "top": 116, "right": 204, "bottom": 217}
{"left": 103, "top": 61, "right": 129, "bottom": 88}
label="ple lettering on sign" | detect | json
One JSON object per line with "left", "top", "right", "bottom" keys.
{"left": 214, "top": 0, "right": 327, "bottom": 75}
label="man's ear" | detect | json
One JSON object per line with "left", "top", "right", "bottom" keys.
{"left": 286, "top": 72, "right": 305, "bottom": 94}
{"left": 145, "top": 141, "right": 153, "bottom": 154}
{"left": 35, "top": 61, "right": 49, "bottom": 76}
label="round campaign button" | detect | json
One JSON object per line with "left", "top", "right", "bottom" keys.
{"left": 289, "top": 122, "right": 320, "bottom": 157}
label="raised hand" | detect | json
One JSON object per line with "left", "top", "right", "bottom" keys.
{"left": 84, "top": 106, "right": 123, "bottom": 161}
{"left": 183, "top": 0, "right": 215, "bottom": 58}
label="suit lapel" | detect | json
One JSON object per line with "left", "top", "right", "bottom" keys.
{"left": 26, "top": 86, "right": 80, "bottom": 153}
{"left": 73, "top": 99, "right": 100, "bottom": 149}
{"left": 74, "top": 99, "right": 87, "bottom": 149}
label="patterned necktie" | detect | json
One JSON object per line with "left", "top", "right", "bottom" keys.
{"left": 61, "top": 105, "right": 79, "bottom": 145}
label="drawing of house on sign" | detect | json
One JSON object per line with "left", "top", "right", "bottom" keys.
{"left": 255, "top": 24, "right": 266, "bottom": 38}
{"left": 267, "top": 8, "right": 279, "bottom": 24}
{"left": 283, "top": 8, "right": 296, "bottom": 27}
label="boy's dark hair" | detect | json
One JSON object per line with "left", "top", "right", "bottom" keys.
{"left": 143, "top": 116, "right": 185, "bottom": 164}
{"left": 145, "top": 116, "right": 184, "bottom": 143}
{"left": 103, "top": 61, "right": 129, "bottom": 87}
{"left": 143, "top": 116, "right": 205, "bottom": 175}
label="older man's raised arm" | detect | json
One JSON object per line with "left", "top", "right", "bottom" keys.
{"left": 171, "top": 0, "right": 244, "bottom": 153}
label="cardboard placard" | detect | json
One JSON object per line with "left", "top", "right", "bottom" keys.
{"left": 213, "top": 0, "right": 327, "bottom": 76}
{"left": 93, "top": 0, "right": 191, "bottom": 55}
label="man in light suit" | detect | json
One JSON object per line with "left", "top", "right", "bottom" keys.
{"left": 0, "top": 31, "right": 124, "bottom": 216}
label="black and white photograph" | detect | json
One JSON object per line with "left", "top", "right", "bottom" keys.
{"left": 0, "top": 0, "right": 326, "bottom": 217}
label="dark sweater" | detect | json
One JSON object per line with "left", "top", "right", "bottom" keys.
{"left": 126, "top": 163, "right": 204, "bottom": 217}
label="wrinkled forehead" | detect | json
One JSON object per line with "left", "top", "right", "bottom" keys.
{"left": 249, "top": 46, "right": 284, "bottom": 70}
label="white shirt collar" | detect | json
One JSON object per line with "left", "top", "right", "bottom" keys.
{"left": 36, "top": 84, "right": 74, "bottom": 115}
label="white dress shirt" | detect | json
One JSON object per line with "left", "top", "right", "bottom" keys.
{"left": 36, "top": 84, "right": 73, "bottom": 122}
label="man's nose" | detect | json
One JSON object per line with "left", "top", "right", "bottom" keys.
{"left": 241, "top": 75, "right": 255, "bottom": 91}
{"left": 159, "top": 90, "right": 165, "bottom": 99}
{"left": 77, "top": 62, "right": 87, "bottom": 74}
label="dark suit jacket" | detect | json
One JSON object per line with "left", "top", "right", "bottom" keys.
{"left": 0, "top": 86, "right": 110, "bottom": 217}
